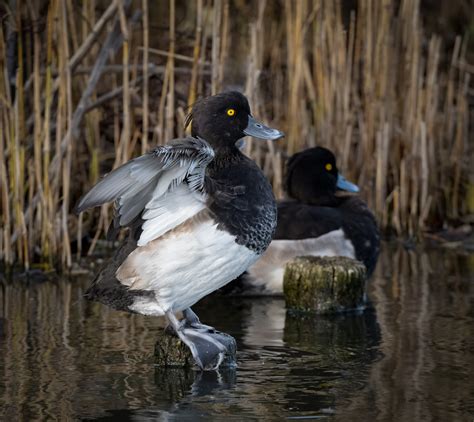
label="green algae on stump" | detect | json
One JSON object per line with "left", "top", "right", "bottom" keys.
{"left": 154, "top": 330, "right": 237, "bottom": 368}
{"left": 283, "top": 256, "right": 367, "bottom": 313}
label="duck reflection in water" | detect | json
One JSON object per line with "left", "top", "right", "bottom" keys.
{"left": 129, "top": 297, "right": 382, "bottom": 421}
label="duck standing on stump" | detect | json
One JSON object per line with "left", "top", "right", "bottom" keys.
{"left": 76, "top": 91, "right": 284, "bottom": 370}
{"left": 241, "top": 146, "right": 380, "bottom": 295}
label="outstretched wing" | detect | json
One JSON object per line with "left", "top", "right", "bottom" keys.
{"left": 76, "top": 137, "right": 215, "bottom": 246}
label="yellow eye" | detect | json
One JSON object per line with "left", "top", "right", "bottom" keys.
{"left": 325, "top": 163, "right": 333, "bottom": 171}
{"left": 227, "top": 108, "right": 235, "bottom": 116}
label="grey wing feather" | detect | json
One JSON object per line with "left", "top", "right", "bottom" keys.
{"left": 76, "top": 137, "right": 215, "bottom": 236}
{"left": 76, "top": 154, "right": 158, "bottom": 213}
{"left": 118, "top": 178, "right": 158, "bottom": 226}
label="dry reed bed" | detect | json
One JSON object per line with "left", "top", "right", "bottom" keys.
{"left": 0, "top": 0, "right": 472, "bottom": 270}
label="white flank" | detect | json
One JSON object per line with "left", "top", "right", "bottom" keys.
{"left": 139, "top": 184, "right": 206, "bottom": 246}
{"left": 117, "top": 219, "right": 259, "bottom": 315}
{"left": 246, "top": 228, "right": 355, "bottom": 295}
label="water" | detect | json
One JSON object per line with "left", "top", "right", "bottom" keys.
{"left": 1, "top": 243, "right": 473, "bottom": 421}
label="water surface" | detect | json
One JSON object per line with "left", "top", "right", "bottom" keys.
{"left": 0, "top": 243, "right": 473, "bottom": 421}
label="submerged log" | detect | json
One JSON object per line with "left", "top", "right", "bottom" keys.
{"left": 283, "top": 256, "right": 367, "bottom": 314}
{"left": 154, "top": 329, "right": 237, "bottom": 368}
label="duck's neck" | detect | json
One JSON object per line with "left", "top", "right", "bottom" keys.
{"left": 300, "top": 194, "right": 346, "bottom": 207}
{"left": 208, "top": 144, "right": 244, "bottom": 170}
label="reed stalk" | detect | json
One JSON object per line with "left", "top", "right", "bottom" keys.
{"left": 187, "top": 0, "right": 203, "bottom": 108}
{"left": 141, "top": 0, "right": 149, "bottom": 153}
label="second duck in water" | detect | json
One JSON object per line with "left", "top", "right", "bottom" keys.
{"left": 241, "top": 146, "right": 380, "bottom": 295}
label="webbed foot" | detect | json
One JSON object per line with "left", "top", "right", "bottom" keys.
{"left": 165, "top": 310, "right": 236, "bottom": 371}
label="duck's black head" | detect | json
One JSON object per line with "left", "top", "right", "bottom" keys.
{"left": 285, "top": 146, "right": 359, "bottom": 204}
{"left": 186, "top": 91, "right": 283, "bottom": 150}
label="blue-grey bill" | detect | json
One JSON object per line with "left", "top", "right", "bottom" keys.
{"left": 337, "top": 173, "right": 359, "bottom": 193}
{"left": 243, "top": 115, "right": 284, "bottom": 140}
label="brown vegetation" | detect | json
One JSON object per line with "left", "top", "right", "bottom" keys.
{"left": 0, "top": 0, "right": 472, "bottom": 269}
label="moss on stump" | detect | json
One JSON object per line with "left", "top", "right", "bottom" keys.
{"left": 154, "top": 329, "right": 237, "bottom": 368}
{"left": 283, "top": 256, "right": 367, "bottom": 314}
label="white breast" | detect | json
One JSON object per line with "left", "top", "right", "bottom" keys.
{"left": 245, "top": 228, "right": 355, "bottom": 295}
{"left": 117, "top": 218, "right": 259, "bottom": 315}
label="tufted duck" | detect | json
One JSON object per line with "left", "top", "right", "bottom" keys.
{"left": 76, "top": 91, "right": 284, "bottom": 369}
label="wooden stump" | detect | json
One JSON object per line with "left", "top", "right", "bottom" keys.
{"left": 154, "top": 329, "right": 237, "bottom": 368}
{"left": 283, "top": 256, "right": 367, "bottom": 314}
